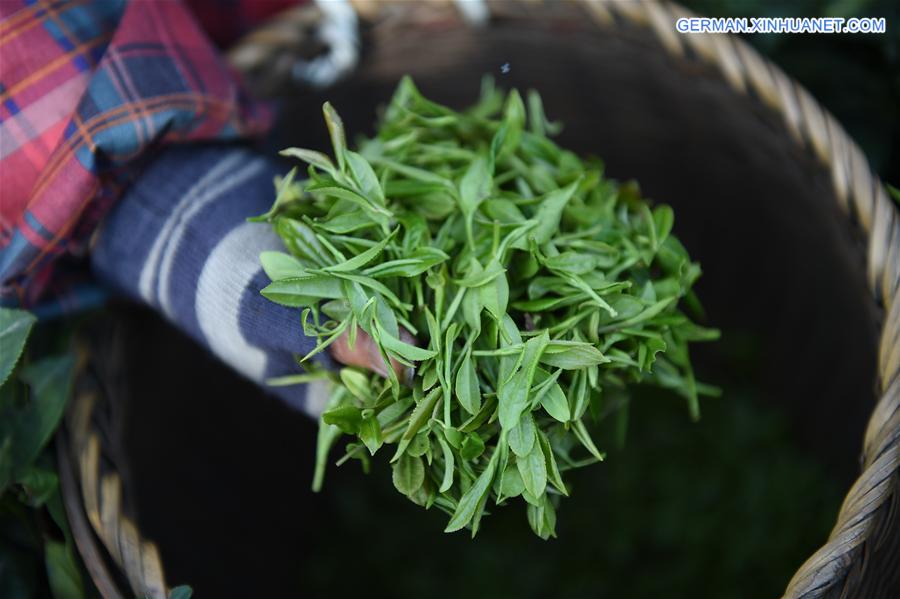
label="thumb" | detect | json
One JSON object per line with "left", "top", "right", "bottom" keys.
{"left": 329, "top": 327, "right": 417, "bottom": 382}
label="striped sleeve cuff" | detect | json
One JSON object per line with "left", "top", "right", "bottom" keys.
{"left": 91, "top": 144, "right": 330, "bottom": 415}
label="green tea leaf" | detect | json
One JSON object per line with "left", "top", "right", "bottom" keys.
{"left": 326, "top": 272, "right": 409, "bottom": 310}
{"left": 444, "top": 452, "right": 498, "bottom": 533}
{"left": 324, "top": 229, "right": 396, "bottom": 273}
{"left": 392, "top": 387, "right": 441, "bottom": 461}
{"left": 275, "top": 218, "right": 333, "bottom": 267}
{"left": 542, "top": 251, "right": 603, "bottom": 276}
{"left": 45, "top": 541, "right": 84, "bottom": 599}
{"left": 280, "top": 147, "right": 337, "bottom": 175}
{"left": 541, "top": 341, "right": 609, "bottom": 370}
{"left": 526, "top": 493, "right": 557, "bottom": 540}
{"left": 16, "top": 466, "right": 58, "bottom": 507}
{"left": 517, "top": 440, "right": 547, "bottom": 500}
{"left": 169, "top": 587, "right": 194, "bottom": 599}
{"left": 376, "top": 323, "right": 437, "bottom": 362}
{"left": 261, "top": 276, "right": 343, "bottom": 305}
{"left": 260, "top": 251, "right": 308, "bottom": 281}
{"left": 654, "top": 204, "right": 675, "bottom": 247}
{"left": 527, "top": 89, "right": 562, "bottom": 137}
{"left": 537, "top": 430, "right": 568, "bottom": 495}
{"left": 359, "top": 416, "right": 383, "bottom": 455}
{"left": 455, "top": 349, "right": 481, "bottom": 415}
{"left": 313, "top": 414, "right": 342, "bottom": 492}
{"left": 15, "top": 356, "right": 74, "bottom": 467}
{"left": 323, "top": 102, "right": 348, "bottom": 172}
{"left": 364, "top": 248, "right": 448, "bottom": 278}
{"left": 317, "top": 211, "right": 378, "bottom": 234}
{"left": 346, "top": 150, "right": 385, "bottom": 204}
{"left": 310, "top": 186, "right": 392, "bottom": 217}
{"left": 455, "top": 259, "right": 504, "bottom": 288}
{"left": 437, "top": 435, "right": 455, "bottom": 492}
{"left": 481, "top": 260, "right": 509, "bottom": 321}
{"left": 499, "top": 465, "right": 525, "bottom": 499}
{"left": 376, "top": 397, "right": 414, "bottom": 428}
{"left": 495, "top": 88, "right": 525, "bottom": 159}
{"left": 0, "top": 308, "right": 36, "bottom": 386}
{"left": 460, "top": 433, "right": 486, "bottom": 461}
{"left": 573, "top": 418, "right": 605, "bottom": 462}
{"left": 540, "top": 381, "right": 570, "bottom": 422}
{"left": 498, "top": 331, "right": 549, "bottom": 430}
{"left": 530, "top": 181, "right": 577, "bottom": 244}
{"left": 322, "top": 405, "right": 363, "bottom": 434}
{"left": 597, "top": 298, "right": 676, "bottom": 333}
{"left": 458, "top": 156, "right": 492, "bottom": 215}
{"left": 340, "top": 369, "right": 371, "bottom": 402}
{"left": 407, "top": 431, "right": 431, "bottom": 457}
{"left": 264, "top": 78, "right": 715, "bottom": 539}
{"left": 508, "top": 413, "right": 536, "bottom": 458}
{"left": 392, "top": 453, "right": 425, "bottom": 497}
{"left": 373, "top": 156, "right": 453, "bottom": 186}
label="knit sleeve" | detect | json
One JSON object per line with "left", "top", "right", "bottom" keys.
{"left": 90, "top": 144, "right": 331, "bottom": 416}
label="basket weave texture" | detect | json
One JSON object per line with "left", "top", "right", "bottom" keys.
{"left": 60, "top": 2, "right": 899, "bottom": 598}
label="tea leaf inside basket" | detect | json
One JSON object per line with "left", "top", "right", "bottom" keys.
{"left": 257, "top": 76, "right": 718, "bottom": 538}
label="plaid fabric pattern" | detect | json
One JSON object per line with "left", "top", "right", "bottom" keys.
{"left": 0, "top": 0, "right": 274, "bottom": 305}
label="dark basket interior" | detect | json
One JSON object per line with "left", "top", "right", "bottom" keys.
{"left": 84, "top": 15, "right": 882, "bottom": 599}
{"left": 271, "top": 16, "right": 881, "bottom": 479}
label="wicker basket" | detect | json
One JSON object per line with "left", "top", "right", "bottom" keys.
{"left": 59, "top": 1, "right": 899, "bottom": 597}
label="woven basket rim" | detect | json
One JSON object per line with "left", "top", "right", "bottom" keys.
{"left": 61, "top": 2, "right": 900, "bottom": 598}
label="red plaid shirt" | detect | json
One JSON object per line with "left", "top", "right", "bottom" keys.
{"left": 0, "top": 0, "right": 296, "bottom": 305}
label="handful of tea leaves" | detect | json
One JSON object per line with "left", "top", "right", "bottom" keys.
{"left": 256, "top": 77, "right": 717, "bottom": 538}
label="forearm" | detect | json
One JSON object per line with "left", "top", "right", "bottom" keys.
{"left": 91, "top": 145, "right": 327, "bottom": 414}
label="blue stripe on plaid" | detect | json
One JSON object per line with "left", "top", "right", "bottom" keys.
{"left": 34, "top": 0, "right": 123, "bottom": 72}
{"left": 0, "top": 232, "right": 32, "bottom": 277}
{"left": 2, "top": 95, "right": 22, "bottom": 118}
{"left": 67, "top": 0, "right": 126, "bottom": 37}
{"left": 91, "top": 144, "right": 323, "bottom": 414}
{"left": 24, "top": 211, "right": 54, "bottom": 241}
{"left": 68, "top": 48, "right": 200, "bottom": 169}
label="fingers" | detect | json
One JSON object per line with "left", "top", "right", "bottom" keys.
{"left": 330, "top": 326, "right": 416, "bottom": 383}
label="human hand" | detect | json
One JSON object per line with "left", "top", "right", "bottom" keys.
{"left": 91, "top": 145, "right": 409, "bottom": 417}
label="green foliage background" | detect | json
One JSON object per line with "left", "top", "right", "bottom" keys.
{"left": 0, "top": 0, "right": 896, "bottom": 597}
